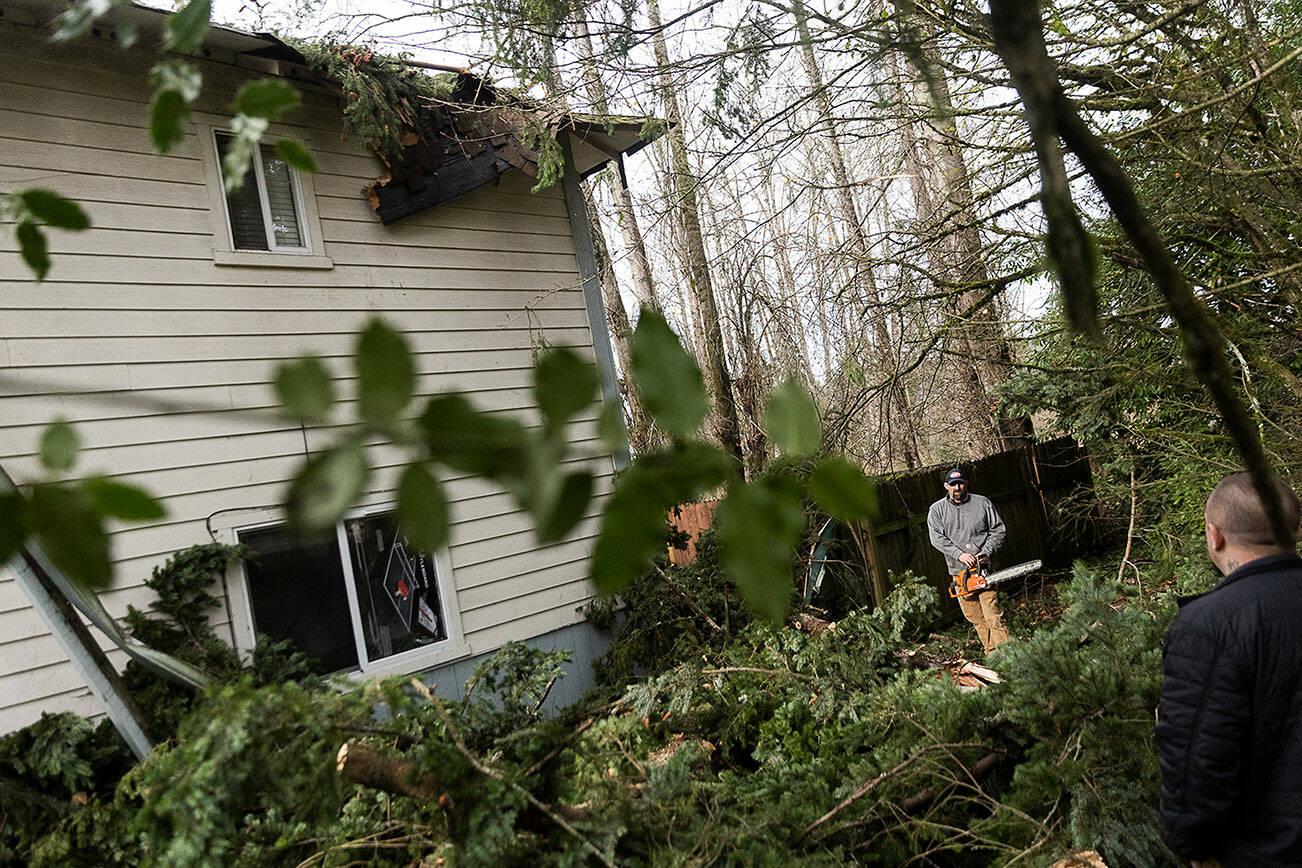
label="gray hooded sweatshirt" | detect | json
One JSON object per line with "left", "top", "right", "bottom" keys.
{"left": 927, "top": 492, "right": 1007, "bottom": 574}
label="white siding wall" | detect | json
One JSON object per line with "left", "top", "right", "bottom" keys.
{"left": 0, "top": 18, "right": 613, "bottom": 733}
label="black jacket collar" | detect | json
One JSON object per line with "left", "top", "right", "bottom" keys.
{"left": 1178, "top": 552, "right": 1302, "bottom": 607}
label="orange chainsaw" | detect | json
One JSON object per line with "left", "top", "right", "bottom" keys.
{"left": 949, "top": 558, "right": 1043, "bottom": 598}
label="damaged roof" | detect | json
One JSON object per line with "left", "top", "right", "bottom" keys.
{"left": 11, "top": 0, "right": 663, "bottom": 224}
{"left": 365, "top": 73, "right": 660, "bottom": 224}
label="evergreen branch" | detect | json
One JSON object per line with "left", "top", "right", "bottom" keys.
{"left": 803, "top": 742, "right": 976, "bottom": 836}
{"left": 412, "top": 680, "right": 615, "bottom": 868}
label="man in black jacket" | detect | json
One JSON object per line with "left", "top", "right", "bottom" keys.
{"left": 1157, "top": 472, "right": 1302, "bottom": 867}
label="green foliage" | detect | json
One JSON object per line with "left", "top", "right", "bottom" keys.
{"left": 286, "top": 443, "right": 371, "bottom": 533}
{"left": 296, "top": 42, "right": 457, "bottom": 159}
{"left": 272, "top": 137, "right": 317, "bottom": 173}
{"left": 147, "top": 60, "right": 201, "bottom": 155}
{"left": 717, "top": 474, "right": 806, "bottom": 625}
{"left": 18, "top": 190, "right": 90, "bottom": 232}
{"left": 535, "top": 347, "right": 600, "bottom": 433}
{"left": 1, "top": 548, "right": 1190, "bottom": 868}
{"left": 356, "top": 317, "right": 415, "bottom": 429}
{"left": 763, "top": 378, "right": 822, "bottom": 455}
{"left": 161, "top": 0, "right": 211, "bottom": 55}
{"left": 273, "top": 356, "right": 335, "bottom": 423}
{"left": 397, "top": 462, "right": 450, "bottom": 552}
{"left": 0, "top": 713, "right": 134, "bottom": 865}
{"left": 807, "top": 457, "right": 878, "bottom": 522}
{"left": 120, "top": 542, "right": 318, "bottom": 739}
{"left": 2, "top": 189, "right": 91, "bottom": 281}
{"left": 629, "top": 309, "right": 710, "bottom": 438}
{"left": 37, "top": 418, "right": 79, "bottom": 472}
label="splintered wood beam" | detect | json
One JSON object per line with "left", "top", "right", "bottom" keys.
{"left": 370, "top": 145, "right": 506, "bottom": 224}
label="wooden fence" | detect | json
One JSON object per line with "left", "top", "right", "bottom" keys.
{"left": 666, "top": 501, "right": 720, "bottom": 567}
{"left": 667, "top": 436, "right": 1098, "bottom": 613}
{"left": 862, "top": 436, "right": 1098, "bottom": 615}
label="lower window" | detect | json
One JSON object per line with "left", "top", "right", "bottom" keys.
{"left": 238, "top": 510, "right": 449, "bottom": 673}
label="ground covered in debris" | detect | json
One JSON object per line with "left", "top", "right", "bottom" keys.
{"left": 0, "top": 537, "right": 1213, "bottom": 867}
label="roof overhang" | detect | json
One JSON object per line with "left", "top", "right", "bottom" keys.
{"left": 5, "top": 0, "right": 306, "bottom": 63}
{"left": 563, "top": 117, "right": 661, "bottom": 179}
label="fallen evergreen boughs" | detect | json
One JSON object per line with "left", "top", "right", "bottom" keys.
{"left": 295, "top": 42, "right": 456, "bottom": 159}
{"left": 2, "top": 545, "right": 1187, "bottom": 866}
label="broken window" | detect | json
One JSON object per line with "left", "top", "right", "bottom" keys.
{"left": 237, "top": 510, "right": 450, "bottom": 674}
{"left": 215, "top": 133, "right": 308, "bottom": 252}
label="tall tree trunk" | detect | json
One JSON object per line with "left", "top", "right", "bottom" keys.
{"left": 792, "top": 0, "right": 920, "bottom": 469}
{"left": 586, "top": 185, "right": 659, "bottom": 454}
{"left": 892, "top": 49, "right": 1032, "bottom": 453}
{"left": 570, "top": 2, "right": 662, "bottom": 314}
{"left": 647, "top": 0, "right": 745, "bottom": 466}
{"left": 759, "top": 167, "right": 816, "bottom": 387}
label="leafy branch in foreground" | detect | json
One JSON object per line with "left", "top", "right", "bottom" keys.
{"left": 274, "top": 308, "right": 878, "bottom": 623}
{"left": 0, "top": 421, "right": 164, "bottom": 590}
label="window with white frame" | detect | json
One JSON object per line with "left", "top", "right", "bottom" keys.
{"left": 214, "top": 132, "right": 310, "bottom": 253}
{"left": 237, "top": 510, "right": 451, "bottom": 674}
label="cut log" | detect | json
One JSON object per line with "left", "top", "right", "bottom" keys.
{"left": 336, "top": 742, "right": 449, "bottom": 806}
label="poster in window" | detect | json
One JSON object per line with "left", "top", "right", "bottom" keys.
{"left": 346, "top": 513, "right": 447, "bottom": 662}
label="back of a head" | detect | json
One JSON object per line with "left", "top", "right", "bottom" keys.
{"left": 1205, "top": 472, "right": 1301, "bottom": 550}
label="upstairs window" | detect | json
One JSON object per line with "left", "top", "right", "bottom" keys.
{"left": 215, "top": 132, "right": 308, "bottom": 252}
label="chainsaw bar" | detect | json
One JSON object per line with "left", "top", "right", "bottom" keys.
{"left": 983, "top": 559, "right": 1043, "bottom": 586}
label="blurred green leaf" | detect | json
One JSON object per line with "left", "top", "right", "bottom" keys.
{"left": 598, "top": 399, "right": 628, "bottom": 454}
{"left": 0, "top": 492, "right": 27, "bottom": 565}
{"left": 163, "top": 0, "right": 210, "bottom": 54}
{"left": 764, "top": 379, "right": 821, "bottom": 455}
{"left": 220, "top": 114, "right": 268, "bottom": 194}
{"left": 149, "top": 89, "right": 191, "bottom": 155}
{"left": 589, "top": 480, "right": 667, "bottom": 595}
{"left": 590, "top": 443, "right": 733, "bottom": 592}
{"left": 397, "top": 463, "right": 449, "bottom": 554}
{"left": 232, "top": 78, "right": 301, "bottom": 119}
{"left": 808, "top": 457, "right": 877, "bottom": 522}
{"left": 537, "top": 470, "right": 594, "bottom": 543}
{"left": 38, "top": 419, "right": 79, "bottom": 472}
{"left": 275, "top": 356, "right": 335, "bottom": 424}
{"left": 147, "top": 61, "right": 201, "bottom": 155}
{"left": 356, "top": 319, "right": 414, "bottom": 429}
{"left": 274, "top": 138, "right": 317, "bottom": 173}
{"left": 16, "top": 221, "right": 49, "bottom": 281}
{"left": 20, "top": 190, "right": 90, "bottom": 231}
{"left": 52, "top": 0, "right": 127, "bottom": 42}
{"left": 630, "top": 310, "right": 708, "bottom": 437}
{"left": 83, "top": 478, "right": 166, "bottom": 522}
{"left": 716, "top": 476, "right": 805, "bottom": 625}
{"left": 535, "top": 347, "right": 599, "bottom": 431}
{"left": 418, "top": 393, "right": 530, "bottom": 478}
{"left": 287, "top": 444, "right": 369, "bottom": 532}
{"left": 30, "top": 485, "right": 112, "bottom": 589}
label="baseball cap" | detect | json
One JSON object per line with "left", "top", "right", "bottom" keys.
{"left": 944, "top": 468, "right": 966, "bottom": 485}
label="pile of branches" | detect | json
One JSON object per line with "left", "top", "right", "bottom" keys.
{"left": 2, "top": 532, "right": 1187, "bottom": 867}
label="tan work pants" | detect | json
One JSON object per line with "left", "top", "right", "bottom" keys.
{"left": 958, "top": 589, "right": 1009, "bottom": 653}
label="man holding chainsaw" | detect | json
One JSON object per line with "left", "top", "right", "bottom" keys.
{"left": 927, "top": 467, "right": 1010, "bottom": 654}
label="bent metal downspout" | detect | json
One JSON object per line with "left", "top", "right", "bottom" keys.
{"left": 2, "top": 466, "right": 210, "bottom": 758}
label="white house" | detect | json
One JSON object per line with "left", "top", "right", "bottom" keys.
{"left": 0, "top": 0, "right": 649, "bottom": 735}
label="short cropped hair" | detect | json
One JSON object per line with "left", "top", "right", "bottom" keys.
{"left": 1205, "top": 472, "right": 1301, "bottom": 548}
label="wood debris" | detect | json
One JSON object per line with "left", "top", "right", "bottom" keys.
{"left": 790, "top": 611, "right": 836, "bottom": 635}
{"left": 1049, "top": 850, "right": 1108, "bottom": 868}
{"left": 895, "top": 648, "right": 1002, "bottom": 690}
{"left": 364, "top": 73, "right": 543, "bottom": 224}
{"left": 645, "top": 735, "right": 716, "bottom": 767}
